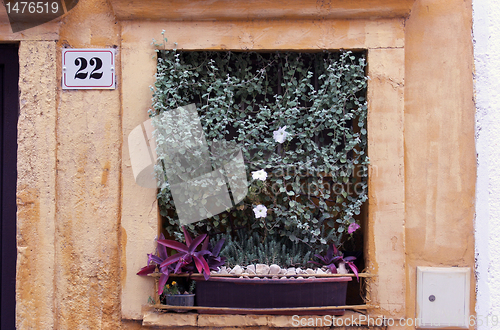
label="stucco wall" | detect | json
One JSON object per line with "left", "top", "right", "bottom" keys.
{"left": 6, "top": 0, "right": 477, "bottom": 328}
{"left": 118, "top": 18, "right": 408, "bottom": 321}
{"left": 404, "top": 0, "right": 476, "bottom": 322}
{"left": 13, "top": 1, "right": 123, "bottom": 328}
{"left": 17, "top": 40, "right": 58, "bottom": 330}
{"left": 473, "top": 0, "right": 500, "bottom": 325}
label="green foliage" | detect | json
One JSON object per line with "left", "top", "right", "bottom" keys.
{"left": 151, "top": 49, "right": 368, "bottom": 253}
{"left": 213, "top": 230, "right": 312, "bottom": 268}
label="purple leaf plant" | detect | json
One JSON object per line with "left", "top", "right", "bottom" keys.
{"left": 137, "top": 226, "right": 225, "bottom": 295}
{"left": 309, "top": 243, "right": 359, "bottom": 281}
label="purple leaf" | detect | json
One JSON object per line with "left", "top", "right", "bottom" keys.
{"left": 207, "top": 257, "right": 226, "bottom": 270}
{"left": 344, "top": 256, "right": 356, "bottom": 262}
{"left": 160, "top": 253, "right": 184, "bottom": 268}
{"left": 332, "top": 256, "right": 343, "bottom": 264}
{"left": 158, "top": 233, "right": 167, "bottom": 259}
{"left": 212, "top": 238, "right": 225, "bottom": 256}
{"left": 157, "top": 239, "right": 188, "bottom": 253}
{"left": 201, "top": 236, "right": 209, "bottom": 251}
{"left": 193, "top": 254, "right": 210, "bottom": 276}
{"left": 332, "top": 244, "right": 339, "bottom": 256}
{"left": 158, "top": 272, "right": 169, "bottom": 295}
{"left": 137, "top": 264, "right": 156, "bottom": 276}
{"left": 174, "top": 260, "right": 186, "bottom": 273}
{"left": 314, "top": 254, "right": 327, "bottom": 264}
{"left": 199, "top": 256, "right": 210, "bottom": 275}
{"left": 182, "top": 254, "right": 193, "bottom": 265}
{"left": 195, "top": 249, "right": 211, "bottom": 257}
{"left": 328, "top": 264, "right": 338, "bottom": 274}
{"left": 346, "top": 261, "right": 359, "bottom": 281}
{"left": 148, "top": 254, "right": 163, "bottom": 266}
{"left": 188, "top": 234, "right": 207, "bottom": 254}
{"left": 160, "top": 264, "right": 170, "bottom": 274}
{"left": 182, "top": 226, "right": 193, "bottom": 246}
{"left": 326, "top": 244, "right": 334, "bottom": 261}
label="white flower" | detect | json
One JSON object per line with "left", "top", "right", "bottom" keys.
{"left": 253, "top": 205, "right": 267, "bottom": 218}
{"left": 252, "top": 169, "right": 268, "bottom": 181}
{"left": 273, "top": 126, "right": 288, "bottom": 144}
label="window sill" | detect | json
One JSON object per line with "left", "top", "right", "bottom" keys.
{"left": 142, "top": 307, "right": 377, "bottom": 328}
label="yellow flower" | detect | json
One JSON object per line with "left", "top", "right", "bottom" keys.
{"left": 172, "top": 281, "right": 176, "bottom": 286}
{"left": 166, "top": 284, "right": 170, "bottom": 289}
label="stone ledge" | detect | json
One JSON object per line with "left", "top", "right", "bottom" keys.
{"left": 142, "top": 309, "right": 197, "bottom": 327}
{"left": 109, "top": 0, "right": 415, "bottom": 21}
{"left": 141, "top": 307, "right": 385, "bottom": 328}
{"left": 198, "top": 314, "right": 268, "bottom": 327}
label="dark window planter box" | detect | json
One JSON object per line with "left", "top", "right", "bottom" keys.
{"left": 194, "top": 276, "right": 351, "bottom": 315}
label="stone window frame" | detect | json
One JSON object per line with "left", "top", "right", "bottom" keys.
{"left": 120, "top": 18, "right": 406, "bottom": 321}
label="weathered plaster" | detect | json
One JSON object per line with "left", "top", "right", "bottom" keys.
{"left": 366, "top": 48, "right": 406, "bottom": 317}
{"left": 108, "top": 0, "right": 415, "bottom": 21}
{"left": 9, "top": 0, "right": 477, "bottom": 328}
{"left": 17, "top": 40, "right": 58, "bottom": 330}
{"left": 120, "top": 18, "right": 407, "bottom": 320}
{"left": 473, "top": 0, "right": 500, "bottom": 326}
{"left": 121, "top": 19, "right": 405, "bottom": 51}
{"left": 53, "top": 0, "right": 122, "bottom": 329}
{"left": 120, "top": 21, "right": 159, "bottom": 320}
{"left": 405, "top": 0, "right": 476, "bottom": 325}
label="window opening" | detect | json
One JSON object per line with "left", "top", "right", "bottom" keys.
{"left": 150, "top": 50, "right": 368, "bottom": 306}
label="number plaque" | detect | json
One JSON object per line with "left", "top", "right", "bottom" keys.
{"left": 62, "top": 49, "right": 115, "bottom": 90}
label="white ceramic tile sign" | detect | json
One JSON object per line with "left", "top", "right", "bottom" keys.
{"left": 62, "top": 49, "right": 116, "bottom": 89}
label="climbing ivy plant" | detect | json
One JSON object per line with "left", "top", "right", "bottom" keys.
{"left": 151, "top": 47, "right": 368, "bottom": 255}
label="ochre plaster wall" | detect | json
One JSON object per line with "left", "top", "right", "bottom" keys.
{"left": 12, "top": 0, "right": 123, "bottom": 328}
{"left": 118, "top": 15, "right": 408, "bottom": 323}
{"left": 7, "top": 0, "right": 475, "bottom": 328}
{"left": 404, "top": 0, "right": 476, "bottom": 322}
{"left": 17, "top": 40, "right": 58, "bottom": 330}
{"left": 54, "top": 1, "right": 121, "bottom": 329}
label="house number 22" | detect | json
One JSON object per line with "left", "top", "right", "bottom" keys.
{"left": 74, "top": 57, "right": 103, "bottom": 80}
{"left": 62, "top": 49, "right": 116, "bottom": 90}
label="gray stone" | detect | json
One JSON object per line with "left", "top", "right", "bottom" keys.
{"left": 305, "top": 268, "right": 315, "bottom": 274}
{"left": 296, "top": 267, "right": 306, "bottom": 274}
{"left": 269, "top": 264, "right": 281, "bottom": 275}
{"left": 337, "top": 262, "right": 348, "bottom": 274}
{"left": 230, "top": 265, "right": 243, "bottom": 275}
{"left": 256, "top": 264, "right": 270, "bottom": 275}
{"left": 246, "top": 264, "right": 256, "bottom": 275}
